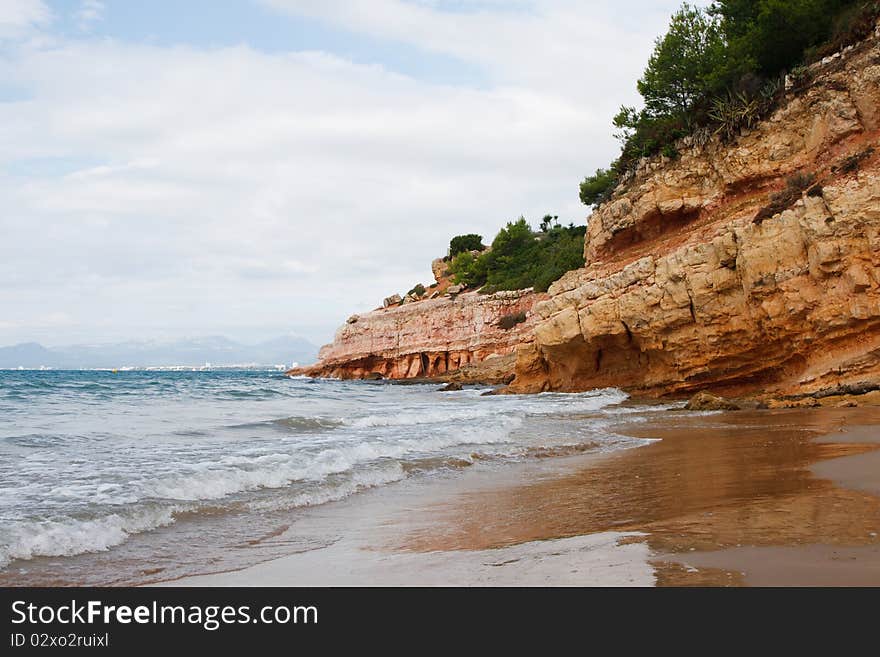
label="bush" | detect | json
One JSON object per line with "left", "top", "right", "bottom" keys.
{"left": 637, "top": 4, "right": 728, "bottom": 119}
{"left": 497, "top": 312, "right": 527, "bottom": 330}
{"left": 754, "top": 172, "right": 817, "bottom": 223}
{"left": 407, "top": 284, "right": 426, "bottom": 298}
{"left": 837, "top": 145, "right": 875, "bottom": 173}
{"left": 811, "top": 2, "right": 880, "bottom": 60}
{"left": 448, "top": 218, "right": 586, "bottom": 293}
{"left": 448, "top": 234, "right": 485, "bottom": 258}
{"left": 709, "top": 76, "right": 782, "bottom": 140}
{"left": 588, "top": 0, "right": 868, "bottom": 187}
{"left": 579, "top": 168, "right": 619, "bottom": 207}
{"left": 718, "top": 0, "right": 863, "bottom": 76}
{"left": 447, "top": 250, "right": 487, "bottom": 288}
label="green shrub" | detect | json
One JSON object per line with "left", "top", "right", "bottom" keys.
{"left": 588, "top": 0, "right": 868, "bottom": 189}
{"left": 754, "top": 172, "right": 817, "bottom": 223}
{"left": 579, "top": 168, "right": 618, "bottom": 207}
{"left": 407, "top": 284, "right": 426, "bottom": 298}
{"left": 837, "top": 146, "right": 875, "bottom": 173}
{"left": 718, "top": 0, "right": 863, "bottom": 76}
{"left": 497, "top": 312, "right": 527, "bottom": 330}
{"left": 811, "top": 2, "right": 880, "bottom": 60}
{"left": 662, "top": 143, "right": 680, "bottom": 160}
{"left": 637, "top": 4, "right": 728, "bottom": 119}
{"left": 448, "top": 234, "right": 485, "bottom": 258}
{"left": 709, "top": 76, "right": 782, "bottom": 140}
{"left": 447, "top": 250, "right": 487, "bottom": 288}
{"left": 445, "top": 218, "right": 586, "bottom": 294}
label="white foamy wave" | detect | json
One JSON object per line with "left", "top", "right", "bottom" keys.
{"left": 517, "top": 388, "right": 630, "bottom": 414}
{"left": 0, "top": 507, "right": 177, "bottom": 568}
{"left": 286, "top": 463, "right": 407, "bottom": 508}
{"left": 346, "top": 405, "right": 498, "bottom": 428}
{"left": 602, "top": 402, "right": 680, "bottom": 415}
{"left": 140, "top": 415, "right": 522, "bottom": 503}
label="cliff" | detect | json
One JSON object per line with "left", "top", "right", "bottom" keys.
{"left": 509, "top": 22, "right": 880, "bottom": 398}
{"left": 291, "top": 287, "right": 545, "bottom": 381}
{"left": 294, "top": 22, "right": 880, "bottom": 398}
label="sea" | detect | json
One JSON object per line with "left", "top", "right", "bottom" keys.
{"left": 0, "top": 369, "right": 666, "bottom": 585}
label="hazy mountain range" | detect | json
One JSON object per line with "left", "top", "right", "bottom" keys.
{"left": 0, "top": 335, "right": 319, "bottom": 369}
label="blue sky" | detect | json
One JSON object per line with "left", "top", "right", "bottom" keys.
{"left": 0, "top": 0, "right": 691, "bottom": 347}
{"left": 41, "top": 0, "right": 488, "bottom": 85}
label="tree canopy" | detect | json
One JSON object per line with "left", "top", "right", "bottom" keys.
{"left": 447, "top": 218, "right": 585, "bottom": 293}
{"left": 448, "top": 234, "right": 485, "bottom": 257}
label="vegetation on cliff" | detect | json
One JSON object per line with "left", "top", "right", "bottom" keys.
{"left": 580, "top": 0, "right": 880, "bottom": 207}
{"left": 448, "top": 218, "right": 585, "bottom": 293}
{"left": 447, "top": 234, "right": 486, "bottom": 257}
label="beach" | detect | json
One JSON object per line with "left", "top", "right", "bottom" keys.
{"left": 165, "top": 405, "right": 880, "bottom": 587}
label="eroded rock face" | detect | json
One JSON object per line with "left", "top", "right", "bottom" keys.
{"left": 291, "top": 288, "right": 544, "bottom": 380}
{"left": 510, "top": 29, "right": 880, "bottom": 398}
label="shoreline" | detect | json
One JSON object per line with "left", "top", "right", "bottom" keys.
{"left": 162, "top": 405, "right": 880, "bottom": 587}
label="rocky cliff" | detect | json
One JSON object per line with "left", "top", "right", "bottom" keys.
{"left": 294, "top": 23, "right": 880, "bottom": 397}
{"left": 291, "top": 287, "right": 544, "bottom": 381}
{"left": 509, "top": 23, "right": 880, "bottom": 398}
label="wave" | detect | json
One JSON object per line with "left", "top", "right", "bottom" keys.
{"left": 219, "top": 387, "right": 293, "bottom": 400}
{"left": 141, "top": 416, "right": 522, "bottom": 503}
{"left": 0, "top": 465, "right": 408, "bottom": 568}
{"left": 345, "top": 405, "right": 499, "bottom": 428}
{"left": 229, "top": 416, "right": 344, "bottom": 433}
{"left": 0, "top": 506, "right": 177, "bottom": 569}
{"left": 3, "top": 433, "right": 66, "bottom": 448}
{"left": 0, "top": 376, "right": 660, "bottom": 572}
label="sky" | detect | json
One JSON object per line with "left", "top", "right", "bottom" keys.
{"left": 0, "top": 0, "right": 694, "bottom": 347}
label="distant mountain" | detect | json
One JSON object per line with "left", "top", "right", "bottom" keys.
{"left": 0, "top": 335, "right": 318, "bottom": 369}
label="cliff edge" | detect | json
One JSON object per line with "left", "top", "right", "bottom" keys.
{"left": 509, "top": 23, "right": 880, "bottom": 398}
{"left": 290, "top": 283, "right": 545, "bottom": 382}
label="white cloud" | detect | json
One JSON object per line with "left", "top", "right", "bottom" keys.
{"left": 260, "top": 0, "right": 676, "bottom": 102}
{"left": 0, "top": 0, "right": 50, "bottom": 39}
{"left": 0, "top": 2, "right": 685, "bottom": 345}
{"left": 75, "top": 0, "right": 104, "bottom": 31}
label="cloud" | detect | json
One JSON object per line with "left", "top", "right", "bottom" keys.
{"left": 259, "top": 0, "right": 677, "bottom": 101}
{"left": 0, "top": 0, "right": 50, "bottom": 39}
{"left": 75, "top": 1, "right": 105, "bottom": 31}
{"left": 0, "top": 1, "right": 685, "bottom": 345}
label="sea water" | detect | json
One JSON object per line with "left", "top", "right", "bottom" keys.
{"left": 0, "top": 369, "right": 662, "bottom": 585}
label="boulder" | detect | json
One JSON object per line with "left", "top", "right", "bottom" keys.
{"left": 346, "top": 314, "right": 359, "bottom": 324}
{"left": 763, "top": 397, "right": 821, "bottom": 409}
{"left": 431, "top": 258, "right": 448, "bottom": 284}
{"left": 685, "top": 391, "right": 742, "bottom": 411}
{"left": 383, "top": 294, "right": 402, "bottom": 308}
{"left": 447, "top": 284, "right": 465, "bottom": 296}
{"left": 438, "top": 382, "right": 463, "bottom": 392}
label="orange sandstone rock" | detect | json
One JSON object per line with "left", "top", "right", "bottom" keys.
{"left": 510, "top": 28, "right": 880, "bottom": 398}
{"left": 290, "top": 288, "right": 544, "bottom": 381}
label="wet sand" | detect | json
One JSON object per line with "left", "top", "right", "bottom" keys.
{"left": 168, "top": 405, "right": 880, "bottom": 586}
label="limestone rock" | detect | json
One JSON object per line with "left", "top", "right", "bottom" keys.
{"left": 509, "top": 31, "right": 880, "bottom": 399}
{"left": 431, "top": 258, "right": 448, "bottom": 284}
{"left": 290, "top": 285, "right": 544, "bottom": 380}
{"left": 685, "top": 392, "right": 741, "bottom": 411}
{"left": 383, "top": 294, "right": 402, "bottom": 308}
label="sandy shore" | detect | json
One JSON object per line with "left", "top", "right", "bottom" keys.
{"left": 164, "top": 405, "right": 880, "bottom": 587}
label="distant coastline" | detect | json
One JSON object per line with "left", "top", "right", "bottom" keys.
{"left": 0, "top": 335, "right": 318, "bottom": 370}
